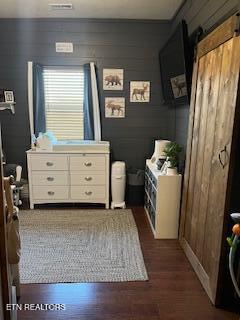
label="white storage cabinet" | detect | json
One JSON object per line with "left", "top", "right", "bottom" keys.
{"left": 144, "top": 159, "right": 182, "bottom": 239}
{"left": 27, "top": 149, "right": 110, "bottom": 209}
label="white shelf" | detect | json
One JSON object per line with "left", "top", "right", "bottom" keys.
{"left": 144, "top": 206, "right": 156, "bottom": 237}
{"left": 0, "top": 102, "right": 15, "bottom": 114}
{"left": 144, "top": 159, "right": 182, "bottom": 239}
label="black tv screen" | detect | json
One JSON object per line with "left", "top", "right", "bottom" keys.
{"left": 159, "top": 21, "right": 192, "bottom": 105}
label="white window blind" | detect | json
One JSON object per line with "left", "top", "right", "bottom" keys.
{"left": 43, "top": 67, "right": 84, "bottom": 140}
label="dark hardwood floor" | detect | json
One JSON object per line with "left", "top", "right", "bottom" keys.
{"left": 18, "top": 207, "right": 239, "bottom": 320}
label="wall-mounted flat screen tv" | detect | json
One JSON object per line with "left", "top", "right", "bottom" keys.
{"left": 159, "top": 20, "right": 192, "bottom": 106}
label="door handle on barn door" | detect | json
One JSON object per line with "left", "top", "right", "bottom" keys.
{"left": 218, "top": 146, "right": 228, "bottom": 169}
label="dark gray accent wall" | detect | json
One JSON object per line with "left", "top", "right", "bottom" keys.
{"left": 173, "top": 0, "right": 240, "bottom": 34}
{"left": 0, "top": 18, "right": 171, "bottom": 176}
{"left": 169, "top": 0, "right": 240, "bottom": 170}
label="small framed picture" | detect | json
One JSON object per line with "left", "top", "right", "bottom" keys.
{"left": 4, "top": 91, "right": 14, "bottom": 103}
{"left": 105, "top": 97, "right": 125, "bottom": 118}
{"left": 130, "top": 81, "right": 150, "bottom": 102}
{"left": 103, "top": 69, "right": 124, "bottom": 91}
{"left": 170, "top": 74, "right": 187, "bottom": 98}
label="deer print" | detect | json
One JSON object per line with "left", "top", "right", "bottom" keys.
{"left": 132, "top": 83, "right": 149, "bottom": 101}
{"left": 172, "top": 78, "right": 186, "bottom": 96}
{"left": 105, "top": 74, "right": 122, "bottom": 86}
{"left": 106, "top": 101, "right": 124, "bottom": 116}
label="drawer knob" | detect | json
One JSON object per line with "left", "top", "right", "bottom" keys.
{"left": 47, "top": 177, "right": 54, "bottom": 182}
{"left": 85, "top": 191, "right": 92, "bottom": 196}
{"left": 48, "top": 191, "right": 55, "bottom": 196}
{"left": 85, "top": 176, "right": 92, "bottom": 181}
{"left": 84, "top": 162, "right": 92, "bottom": 167}
{"left": 46, "top": 162, "right": 53, "bottom": 166}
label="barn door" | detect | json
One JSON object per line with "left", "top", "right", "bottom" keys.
{"left": 180, "top": 15, "right": 240, "bottom": 304}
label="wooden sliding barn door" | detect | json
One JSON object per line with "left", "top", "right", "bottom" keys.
{"left": 180, "top": 15, "right": 240, "bottom": 304}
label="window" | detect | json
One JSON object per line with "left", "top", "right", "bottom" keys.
{"left": 43, "top": 67, "right": 84, "bottom": 140}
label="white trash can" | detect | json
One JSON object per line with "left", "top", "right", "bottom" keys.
{"left": 111, "top": 161, "right": 126, "bottom": 209}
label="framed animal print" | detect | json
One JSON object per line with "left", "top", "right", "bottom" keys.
{"left": 103, "top": 69, "right": 124, "bottom": 90}
{"left": 130, "top": 81, "right": 150, "bottom": 102}
{"left": 105, "top": 97, "right": 125, "bottom": 118}
{"left": 170, "top": 74, "right": 187, "bottom": 99}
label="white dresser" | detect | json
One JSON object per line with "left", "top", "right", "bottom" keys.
{"left": 144, "top": 159, "right": 182, "bottom": 239}
{"left": 27, "top": 142, "right": 110, "bottom": 209}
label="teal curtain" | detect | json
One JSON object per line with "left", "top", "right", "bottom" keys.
{"left": 33, "top": 63, "right": 46, "bottom": 136}
{"left": 83, "top": 63, "right": 94, "bottom": 140}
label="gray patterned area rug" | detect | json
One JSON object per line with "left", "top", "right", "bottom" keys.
{"left": 19, "top": 209, "right": 148, "bottom": 284}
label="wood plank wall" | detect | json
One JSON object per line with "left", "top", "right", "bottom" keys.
{"left": 0, "top": 19, "right": 171, "bottom": 176}
{"left": 170, "top": 0, "right": 240, "bottom": 170}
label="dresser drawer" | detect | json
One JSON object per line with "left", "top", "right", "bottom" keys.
{"left": 70, "top": 155, "right": 105, "bottom": 171}
{"left": 70, "top": 186, "right": 105, "bottom": 200}
{"left": 71, "top": 173, "right": 105, "bottom": 186}
{"left": 32, "top": 171, "right": 68, "bottom": 186}
{"left": 30, "top": 155, "right": 68, "bottom": 171}
{"left": 32, "top": 186, "right": 68, "bottom": 200}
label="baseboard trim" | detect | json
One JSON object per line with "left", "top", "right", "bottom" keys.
{"left": 180, "top": 237, "right": 214, "bottom": 303}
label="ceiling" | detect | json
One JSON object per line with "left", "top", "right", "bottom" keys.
{"left": 0, "top": 0, "right": 183, "bottom": 20}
